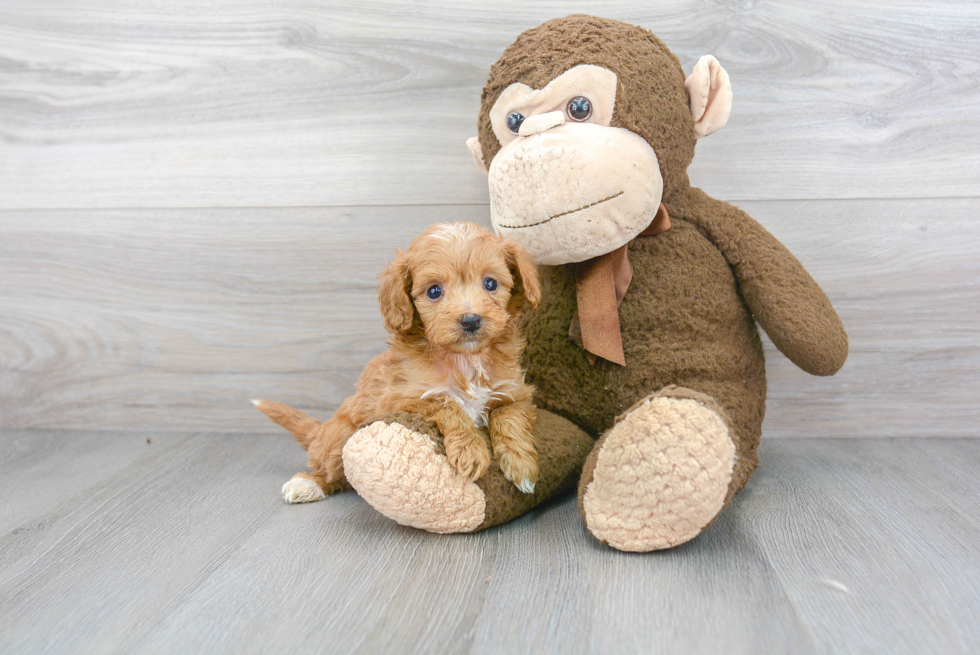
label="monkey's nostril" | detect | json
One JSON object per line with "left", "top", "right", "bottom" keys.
{"left": 517, "top": 110, "right": 565, "bottom": 137}
{"left": 460, "top": 314, "right": 482, "bottom": 333}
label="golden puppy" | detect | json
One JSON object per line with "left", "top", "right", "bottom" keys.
{"left": 254, "top": 222, "right": 541, "bottom": 503}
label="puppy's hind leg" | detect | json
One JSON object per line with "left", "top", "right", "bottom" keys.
{"left": 282, "top": 404, "right": 359, "bottom": 503}
{"left": 281, "top": 472, "right": 347, "bottom": 503}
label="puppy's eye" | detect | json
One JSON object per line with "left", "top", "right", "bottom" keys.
{"left": 483, "top": 278, "right": 498, "bottom": 292}
{"left": 566, "top": 96, "right": 592, "bottom": 122}
{"left": 507, "top": 112, "right": 525, "bottom": 134}
{"left": 426, "top": 285, "right": 443, "bottom": 300}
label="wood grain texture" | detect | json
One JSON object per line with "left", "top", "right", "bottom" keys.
{"left": 1, "top": 199, "right": 976, "bottom": 437}
{"left": 471, "top": 506, "right": 816, "bottom": 654}
{"left": 0, "top": 433, "right": 977, "bottom": 654}
{"left": 0, "top": 430, "right": 188, "bottom": 535}
{"left": 745, "top": 438, "right": 980, "bottom": 654}
{"left": 1, "top": 0, "right": 978, "bottom": 209}
{"left": 757, "top": 197, "right": 980, "bottom": 437}
{"left": 0, "top": 434, "right": 299, "bottom": 654}
{"left": 0, "top": 205, "right": 466, "bottom": 432}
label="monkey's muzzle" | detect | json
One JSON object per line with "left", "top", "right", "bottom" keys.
{"left": 488, "top": 122, "right": 664, "bottom": 265}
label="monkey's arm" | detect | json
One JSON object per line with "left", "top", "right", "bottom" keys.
{"left": 677, "top": 187, "right": 848, "bottom": 376}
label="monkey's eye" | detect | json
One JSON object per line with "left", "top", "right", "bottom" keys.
{"left": 483, "top": 278, "right": 498, "bottom": 292}
{"left": 566, "top": 96, "right": 592, "bottom": 122}
{"left": 426, "top": 285, "right": 443, "bottom": 301}
{"left": 506, "top": 112, "right": 525, "bottom": 134}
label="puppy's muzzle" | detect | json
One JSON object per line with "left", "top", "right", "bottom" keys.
{"left": 460, "top": 313, "right": 482, "bottom": 333}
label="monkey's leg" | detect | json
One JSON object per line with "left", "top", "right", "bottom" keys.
{"left": 577, "top": 386, "right": 740, "bottom": 552}
{"left": 342, "top": 409, "right": 593, "bottom": 534}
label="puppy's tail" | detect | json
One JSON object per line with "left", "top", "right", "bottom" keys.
{"left": 251, "top": 399, "right": 320, "bottom": 451}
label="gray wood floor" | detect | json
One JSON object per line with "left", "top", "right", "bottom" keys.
{"left": 0, "top": 431, "right": 977, "bottom": 654}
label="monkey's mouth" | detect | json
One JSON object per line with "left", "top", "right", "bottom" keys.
{"left": 497, "top": 191, "right": 624, "bottom": 229}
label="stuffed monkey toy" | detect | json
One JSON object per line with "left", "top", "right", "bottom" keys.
{"left": 340, "top": 15, "right": 848, "bottom": 551}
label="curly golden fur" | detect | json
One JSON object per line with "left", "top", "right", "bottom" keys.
{"left": 256, "top": 222, "right": 542, "bottom": 500}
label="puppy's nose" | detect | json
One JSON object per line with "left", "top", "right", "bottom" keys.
{"left": 459, "top": 313, "right": 482, "bottom": 333}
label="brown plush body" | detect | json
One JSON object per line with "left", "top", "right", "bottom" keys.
{"left": 337, "top": 15, "right": 847, "bottom": 550}
{"left": 527, "top": 186, "right": 847, "bottom": 512}
{"left": 525, "top": 211, "right": 765, "bottom": 498}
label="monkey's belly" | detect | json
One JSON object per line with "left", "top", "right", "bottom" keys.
{"left": 523, "top": 221, "right": 766, "bottom": 450}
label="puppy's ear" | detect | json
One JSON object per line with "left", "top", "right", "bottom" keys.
{"left": 503, "top": 239, "right": 541, "bottom": 312}
{"left": 378, "top": 250, "right": 414, "bottom": 333}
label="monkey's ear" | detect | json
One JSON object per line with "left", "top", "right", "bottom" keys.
{"left": 465, "top": 136, "right": 489, "bottom": 174}
{"left": 685, "top": 55, "right": 733, "bottom": 138}
{"left": 377, "top": 251, "right": 415, "bottom": 334}
{"left": 503, "top": 239, "right": 541, "bottom": 312}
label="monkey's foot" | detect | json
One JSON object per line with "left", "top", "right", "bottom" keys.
{"left": 578, "top": 389, "right": 736, "bottom": 552}
{"left": 343, "top": 421, "right": 487, "bottom": 533}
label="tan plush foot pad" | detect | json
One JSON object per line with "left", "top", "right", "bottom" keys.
{"left": 582, "top": 397, "right": 735, "bottom": 552}
{"left": 342, "top": 421, "right": 486, "bottom": 534}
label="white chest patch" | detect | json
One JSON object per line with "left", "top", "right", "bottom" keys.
{"left": 421, "top": 354, "right": 510, "bottom": 427}
{"left": 438, "top": 384, "right": 496, "bottom": 427}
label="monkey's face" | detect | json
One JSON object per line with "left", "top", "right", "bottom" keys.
{"left": 467, "top": 21, "right": 733, "bottom": 267}
{"left": 484, "top": 65, "right": 663, "bottom": 265}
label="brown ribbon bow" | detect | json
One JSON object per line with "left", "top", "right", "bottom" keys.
{"left": 568, "top": 203, "right": 671, "bottom": 366}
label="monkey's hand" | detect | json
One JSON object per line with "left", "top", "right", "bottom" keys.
{"left": 680, "top": 187, "right": 848, "bottom": 376}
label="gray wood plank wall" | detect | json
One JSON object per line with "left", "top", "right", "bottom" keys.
{"left": 1, "top": 1, "right": 978, "bottom": 436}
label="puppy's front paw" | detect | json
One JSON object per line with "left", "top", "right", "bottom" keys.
{"left": 497, "top": 444, "right": 539, "bottom": 494}
{"left": 282, "top": 476, "right": 326, "bottom": 503}
{"left": 445, "top": 431, "right": 492, "bottom": 481}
